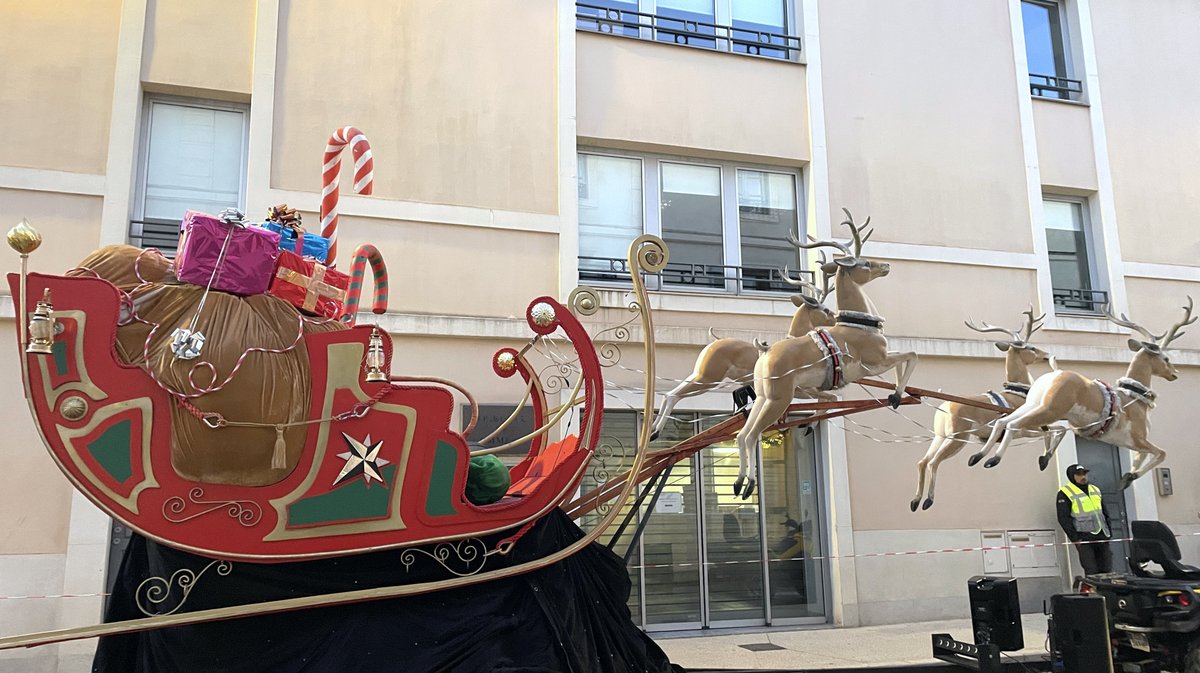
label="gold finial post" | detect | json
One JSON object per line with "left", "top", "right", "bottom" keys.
{"left": 7, "top": 218, "right": 43, "bottom": 359}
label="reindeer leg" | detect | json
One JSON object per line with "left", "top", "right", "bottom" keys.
{"left": 984, "top": 405, "right": 1058, "bottom": 468}
{"left": 1122, "top": 439, "right": 1166, "bottom": 489}
{"left": 735, "top": 395, "right": 790, "bottom": 501}
{"left": 923, "top": 435, "right": 968, "bottom": 510}
{"left": 651, "top": 376, "right": 712, "bottom": 442}
{"left": 912, "top": 434, "right": 943, "bottom": 512}
{"left": 862, "top": 351, "right": 919, "bottom": 408}
{"left": 1038, "top": 426, "right": 1067, "bottom": 471}
{"left": 970, "top": 420, "right": 1006, "bottom": 467}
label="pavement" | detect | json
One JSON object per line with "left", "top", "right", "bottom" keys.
{"left": 653, "top": 614, "right": 1050, "bottom": 671}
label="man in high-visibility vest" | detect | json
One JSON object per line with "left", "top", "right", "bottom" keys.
{"left": 1056, "top": 464, "right": 1112, "bottom": 575}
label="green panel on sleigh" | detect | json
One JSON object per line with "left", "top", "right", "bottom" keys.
{"left": 87, "top": 419, "right": 133, "bottom": 484}
{"left": 424, "top": 440, "right": 460, "bottom": 517}
{"left": 287, "top": 464, "right": 398, "bottom": 527}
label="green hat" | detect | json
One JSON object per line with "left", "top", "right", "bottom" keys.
{"left": 465, "top": 454, "right": 511, "bottom": 506}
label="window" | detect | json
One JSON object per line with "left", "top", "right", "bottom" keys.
{"left": 1021, "top": 0, "right": 1082, "bottom": 101}
{"left": 578, "top": 150, "right": 803, "bottom": 294}
{"left": 1043, "top": 197, "right": 1106, "bottom": 313}
{"left": 132, "top": 98, "right": 249, "bottom": 252}
{"left": 576, "top": 0, "right": 801, "bottom": 61}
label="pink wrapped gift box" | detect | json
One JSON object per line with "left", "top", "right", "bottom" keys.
{"left": 176, "top": 210, "right": 282, "bottom": 296}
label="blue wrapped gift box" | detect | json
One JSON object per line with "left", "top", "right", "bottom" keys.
{"left": 259, "top": 221, "right": 330, "bottom": 264}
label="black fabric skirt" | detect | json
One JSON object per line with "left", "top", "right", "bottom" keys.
{"left": 94, "top": 509, "right": 682, "bottom": 673}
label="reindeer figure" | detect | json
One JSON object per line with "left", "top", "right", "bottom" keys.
{"left": 732, "top": 210, "right": 918, "bottom": 498}
{"left": 971, "top": 298, "right": 1195, "bottom": 488}
{"left": 910, "top": 309, "right": 1053, "bottom": 511}
{"left": 648, "top": 266, "right": 836, "bottom": 441}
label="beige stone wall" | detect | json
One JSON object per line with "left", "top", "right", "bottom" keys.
{"left": 0, "top": 0, "right": 122, "bottom": 174}
{"left": 271, "top": 0, "right": 559, "bottom": 214}
{"left": 0, "top": 320, "right": 74, "bottom": 554}
{"left": 0, "top": 189, "right": 105, "bottom": 283}
{"left": 577, "top": 33, "right": 809, "bottom": 163}
{"left": 142, "top": 0, "right": 255, "bottom": 95}
{"left": 1032, "top": 100, "right": 1097, "bottom": 192}
{"left": 1091, "top": 0, "right": 1200, "bottom": 268}
{"left": 819, "top": 0, "right": 1032, "bottom": 253}
{"left": 320, "top": 213, "right": 560, "bottom": 318}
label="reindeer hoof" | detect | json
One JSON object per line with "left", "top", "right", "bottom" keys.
{"left": 967, "top": 454, "right": 983, "bottom": 467}
{"left": 887, "top": 393, "right": 902, "bottom": 409}
{"left": 922, "top": 498, "right": 934, "bottom": 511}
{"left": 740, "top": 479, "right": 756, "bottom": 500}
{"left": 1038, "top": 455, "right": 1051, "bottom": 471}
{"left": 733, "top": 477, "right": 744, "bottom": 497}
{"left": 649, "top": 430, "right": 660, "bottom": 442}
{"left": 984, "top": 457, "right": 1001, "bottom": 469}
{"left": 910, "top": 499, "right": 920, "bottom": 512}
{"left": 1120, "top": 472, "right": 1137, "bottom": 490}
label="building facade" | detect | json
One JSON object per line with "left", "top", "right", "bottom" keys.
{"left": 2, "top": 0, "right": 1199, "bottom": 669}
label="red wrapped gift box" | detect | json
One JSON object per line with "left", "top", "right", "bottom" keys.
{"left": 268, "top": 251, "right": 349, "bottom": 319}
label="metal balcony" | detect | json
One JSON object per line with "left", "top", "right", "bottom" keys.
{"left": 1053, "top": 287, "right": 1108, "bottom": 314}
{"left": 1029, "top": 73, "right": 1083, "bottom": 101}
{"left": 129, "top": 219, "right": 181, "bottom": 256}
{"left": 579, "top": 256, "right": 814, "bottom": 295}
{"left": 575, "top": 2, "right": 801, "bottom": 61}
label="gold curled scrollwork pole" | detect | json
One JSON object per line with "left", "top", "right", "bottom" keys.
{"left": 0, "top": 236, "right": 670, "bottom": 651}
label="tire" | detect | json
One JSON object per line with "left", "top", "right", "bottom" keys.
{"left": 1184, "top": 637, "right": 1200, "bottom": 673}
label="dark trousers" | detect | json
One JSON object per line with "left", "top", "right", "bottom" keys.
{"left": 1074, "top": 538, "right": 1113, "bottom": 575}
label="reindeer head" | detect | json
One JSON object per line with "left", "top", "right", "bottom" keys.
{"left": 779, "top": 255, "right": 836, "bottom": 328}
{"left": 966, "top": 307, "right": 1050, "bottom": 364}
{"left": 1105, "top": 297, "right": 1195, "bottom": 382}
{"left": 790, "top": 209, "right": 889, "bottom": 287}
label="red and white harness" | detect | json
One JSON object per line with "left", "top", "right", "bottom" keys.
{"left": 809, "top": 328, "right": 845, "bottom": 391}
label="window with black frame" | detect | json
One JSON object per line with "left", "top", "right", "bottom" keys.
{"left": 1021, "top": 0, "right": 1082, "bottom": 100}
{"left": 577, "top": 151, "right": 802, "bottom": 295}
{"left": 1043, "top": 197, "right": 1107, "bottom": 314}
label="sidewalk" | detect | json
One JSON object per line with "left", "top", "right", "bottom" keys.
{"left": 653, "top": 614, "right": 1048, "bottom": 671}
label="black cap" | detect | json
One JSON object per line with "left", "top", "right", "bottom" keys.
{"left": 1067, "top": 464, "right": 1090, "bottom": 478}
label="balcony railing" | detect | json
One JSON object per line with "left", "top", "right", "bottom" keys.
{"left": 1029, "top": 73, "right": 1083, "bottom": 101}
{"left": 576, "top": 3, "right": 802, "bottom": 61}
{"left": 1053, "top": 287, "right": 1108, "bottom": 314}
{"left": 129, "top": 219, "right": 181, "bottom": 256}
{"left": 579, "top": 256, "right": 814, "bottom": 295}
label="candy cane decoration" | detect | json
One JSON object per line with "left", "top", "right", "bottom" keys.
{"left": 341, "top": 244, "right": 388, "bottom": 325}
{"left": 320, "top": 126, "right": 374, "bottom": 267}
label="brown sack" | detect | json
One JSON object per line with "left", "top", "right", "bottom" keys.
{"left": 70, "top": 245, "right": 346, "bottom": 486}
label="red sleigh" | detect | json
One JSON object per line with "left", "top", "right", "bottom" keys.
{"left": 7, "top": 270, "right": 604, "bottom": 562}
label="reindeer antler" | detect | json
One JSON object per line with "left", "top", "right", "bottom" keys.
{"left": 964, "top": 318, "right": 1021, "bottom": 343}
{"left": 840, "top": 208, "right": 873, "bottom": 258}
{"left": 1021, "top": 306, "right": 1046, "bottom": 342}
{"left": 1103, "top": 304, "right": 1164, "bottom": 343}
{"left": 1159, "top": 296, "right": 1196, "bottom": 348}
{"left": 779, "top": 264, "right": 834, "bottom": 302}
{"left": 788, "top": 230, "right": 851, "bottom": 257}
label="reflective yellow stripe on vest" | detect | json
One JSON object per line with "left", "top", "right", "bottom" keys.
{"left": 1060, "top": 482, "right": 1109, "bottom": 536}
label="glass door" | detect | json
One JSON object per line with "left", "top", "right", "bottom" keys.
{"left": 762, "top": 425, "right": 828, "bottom": 621}
{"left": 701, "top": 435, "right": 765, "bottom": 626}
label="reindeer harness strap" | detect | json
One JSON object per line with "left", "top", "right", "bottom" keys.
{"left": 1082, "top": 380, "right": 1120, "bottom": 439}
{"left": 835, "top": 310, "right": 884, "bottom": 332}
{"left": 1002, "top": 382, "right": 1030, "bottom": 398}
{"left": 1116, "top": 377, "right": 1157, "bottom": 408}
{"left": 809, "top": 328, "right": 845, "bottom": 391}
{"left": 985, "top": 391, "right": 1011, "bottom": 409}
